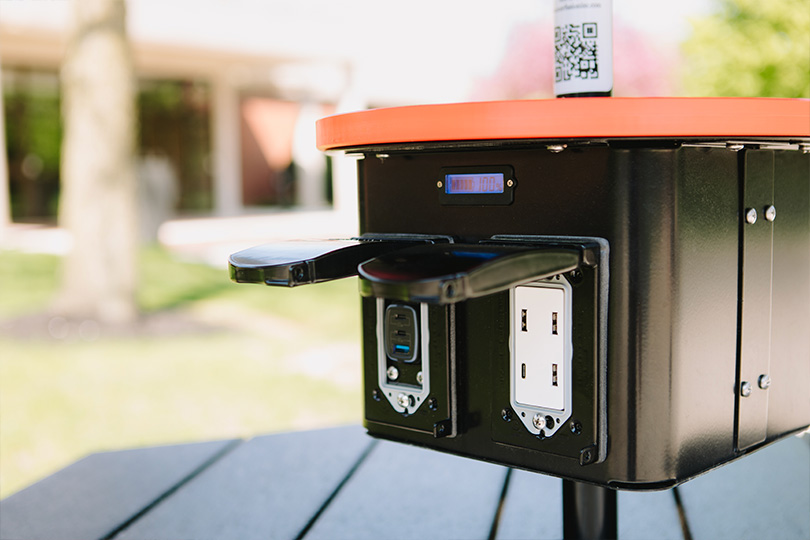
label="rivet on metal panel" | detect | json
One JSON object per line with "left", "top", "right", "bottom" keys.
{"left": 764, "top": 205, "right": 776, "bottom": 222}
{"left": 745, "top": 208, "right": 758, "bottom": 224}
{"left": 741, "top": 381, "right": 752, "bottom": 397}
{"left": 758, "top": 374, "right": 771, "bottom": 390}
{"left": 579, "top": 445, "right": 597, "bottom": 466}
{"left": 433, "top": 421, "right": 449, "bottom": 437}
{"left": 547, "top": 144, "right": 567, "bottom": 153}
{"left": 506, "top": 179, "right": 514, "bottom": 188}
{"left": 437, "top": 180, "right": 443, "bottom": 189}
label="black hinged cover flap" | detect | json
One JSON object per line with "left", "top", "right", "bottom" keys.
{"left": 358, "top": 243, "right": 583, "bottom": 303}
{"left": 229, "top": 234, "right": 452, "bottom": 286}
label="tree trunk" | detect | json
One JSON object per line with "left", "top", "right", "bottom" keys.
{"left": 53, "top": 0, "right": 138, "bottom": 325}
{"left": 0, "top": 64, "right": 10, "bottom": 236}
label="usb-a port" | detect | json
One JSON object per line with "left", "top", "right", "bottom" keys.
{"left": 394, "top": 344, "right": 410, "bottom": 355}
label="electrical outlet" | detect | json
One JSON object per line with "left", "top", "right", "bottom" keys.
{"left": 510, "top": 280, "right": 573, "bottom": 437}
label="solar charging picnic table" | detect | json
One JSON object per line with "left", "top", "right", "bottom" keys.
{"left": 1, "top": 425, "right": 808, "bottom": 539}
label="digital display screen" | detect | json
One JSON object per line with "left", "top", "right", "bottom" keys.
{"left": 439, "top": 166, "right": 514, "bottom": 206}
{"left": 445, "top": 173, "right": 505, "bottom": 195}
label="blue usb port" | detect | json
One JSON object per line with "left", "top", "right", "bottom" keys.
{"left": 394, "top": 344, "right": 410, "bottom": 355}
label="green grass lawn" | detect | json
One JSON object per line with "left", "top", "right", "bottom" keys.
{"left": 0, "top": 248, "right": 363, "bottom": 498}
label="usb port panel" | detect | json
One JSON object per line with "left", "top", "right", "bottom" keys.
{"left": 378, "top": 300, "right": 430, "bottom": 416}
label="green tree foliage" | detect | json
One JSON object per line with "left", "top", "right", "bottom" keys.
{"left": 682, "top": 0, "right": 810, "bottom": 97}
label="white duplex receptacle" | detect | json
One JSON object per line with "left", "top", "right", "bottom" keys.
{"left": 510, "top": 279, "right": 573, "bottom": 437}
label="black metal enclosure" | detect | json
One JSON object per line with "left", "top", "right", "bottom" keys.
{"left": 230, "top": 99, "right": 810, "bottom": 490}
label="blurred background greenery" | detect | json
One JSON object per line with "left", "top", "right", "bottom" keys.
{"left": 0, "top": 250, "right": 362, "bottom": 498}
{"left": 0, "top": 0, "right": 807, "bottom": 500}
{"left": 682, "top": 0, "right": 810, "bottom": 97}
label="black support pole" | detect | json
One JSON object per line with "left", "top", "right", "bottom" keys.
{"left": 562, "top": 479, "right": 618, "bottom": 540}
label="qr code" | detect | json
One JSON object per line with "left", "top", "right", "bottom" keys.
{"left": 555, "top": 23, "right": 600, "bottom": 82}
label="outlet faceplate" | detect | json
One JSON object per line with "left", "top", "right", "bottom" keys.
{"left": 510, "top": 279, "right": 573, "bottom": 437}
{"left": 377, "top": 299, "right": 431, "bottom": 414}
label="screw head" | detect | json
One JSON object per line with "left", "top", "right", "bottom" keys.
{"left": 292, "top": 265, "right": 305, "bottom": 282}
{"left": 372, "top": 389, "right": 381, "bottom": 401}
{"left": 570, "top": 421, "right": 583, "bottom": 435}
{"left": 532, "top": 413, "right": 546, "bottom": 430}
{"left": 386, "top": 366, "right": 399, "bottom": 381}
{"left": 741, "top": 381, "right": 752, "bottom": 397}
{"left": 764, "top": 205, "right": 776, "bottom": 222}
{"left": 416, "top": 371, "right": 423, "bottom": 384}
{"left": 547, "top": 144, "right": 566, "bottom": 153}
{"left": 437, "top": 180, "right": 443, "bottom": 188}
{"left": 428, "top": 397, "right": 438, "bottom": 411}
{"left": 397, "top": 393, "right": 411, "bottom": 409}
{"left": 501, "top": 408, "right": 512, "bottom": 422}
{"left": 758, "top": 374, "right": 771, "bottom": 390}
{"left": 506, "top": 179, "right": 514, "bottom": 188}
{"left": 745, "top": 208, "right": 758, "bottom": 224}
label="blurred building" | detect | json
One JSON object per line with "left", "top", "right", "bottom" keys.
{"left": 0, "top": 2, "right": 361, "bottom": 228}
{"left": 3, "top": 0, "right": 508, "bottom": 232}
{"left": 1, "top": 0, "right": 692, "bottom": 237}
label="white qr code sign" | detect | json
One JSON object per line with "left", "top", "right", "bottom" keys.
{"left": 554, "top": 0, "right": 613, "bottom": 96}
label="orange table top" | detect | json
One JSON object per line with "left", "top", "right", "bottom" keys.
{"left": 315, "top": 97, "right": 810, "bottom": 151}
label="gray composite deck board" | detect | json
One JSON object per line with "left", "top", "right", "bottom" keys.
{"left": 304, "top": 440, "right": 508, "bottom": 540}
{"left": 618, "top": 490, "right": 684, "bottom": 540}
{"left": 495, "top": 469, "right": 563, "bottom": 540}
{"left": 677, "top": 434, "right": 810, "bottom": 540}
{"left": 495, "top": 470, "right": 684, "bottom": 540}
{"left": 0, "top": 438, "right": 237, "bottom": 540}
{"left": 2, "top": 427, "right": 807, "bottom": 540}
{"left": 115, "top": 425, "right": 372, "bottom": 540}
